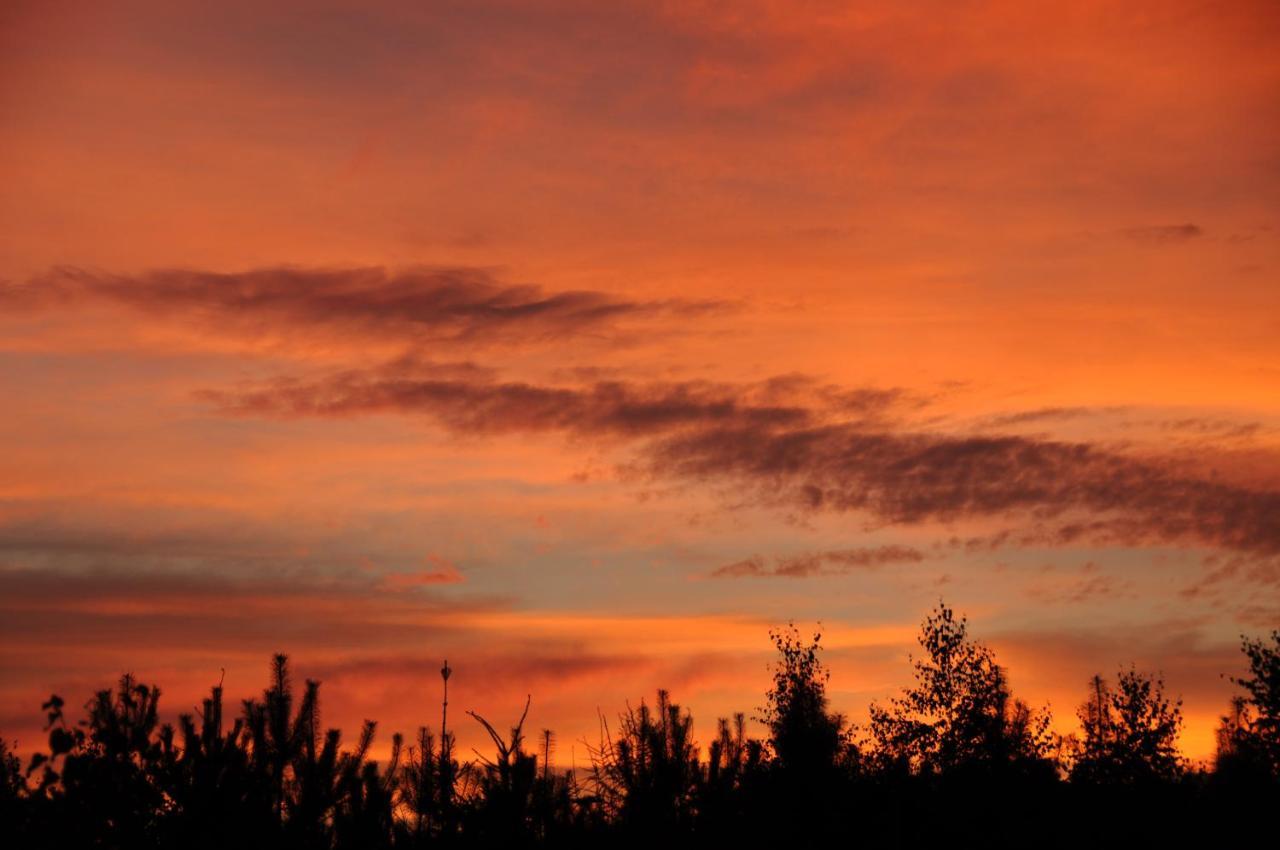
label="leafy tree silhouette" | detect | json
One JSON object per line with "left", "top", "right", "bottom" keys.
{"left": 868, "top": 601, "right": 1055, "bottom": 779}
{"left": 1071, "top": 667, "right": 1183, "bottom": 784}
{"left": 0, "top": 738, "right": 21, "bottom": 837}
{"left": 751, "top": 622, "right": 854, "bottom": 844}
{"left": 759, "top": 622, "right": 852, "bottom": 776}
{"left": 1224, "top": 628, "right": 1280, "bottom": 780}
{"left": 1213, "top": 695, "right": 1269, "bottom": 782}
{"left": 18, "top": 675, "right": 170, "bottom": 848}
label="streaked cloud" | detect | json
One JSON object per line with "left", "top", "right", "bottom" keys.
{"left": 1120, "top": 224, "right": 1204, "bottom": 245}
{"left": 712, "top": 544, "right": 926, "bottom": 578}
{"left": 0, "top": 266, "right": 730, "bottom": 347}
{"left": 203, "top": 361, "right": 1280, "bottom": 558}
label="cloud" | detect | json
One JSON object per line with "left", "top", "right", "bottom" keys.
{"left": 712, "top": 545, "right": 925, "bottom": 578}
{"left": 0, "top": 563, "right": 488, "bottom": 618}
{"left": 0, "top": 501, "right": 443, "bottom": 571}
{"left": 982, "top": 406, "right": 1112, "bottom": 427}
{"left": 1025, "top": 562, "right": 1133, "bottom": 605}
{"left": 0, "top": 266, "right": 730, "bottom": 346}
{"left": 197, "top": 363, "right": 1280, "bottom": 558}
{"left": 1154, "top": 418, "right": 1263, "bottom": 440}
{"left": 379, "top": 554, "right": 465, "bottom": 588}
{"left": 199, "top": 363, "right": 879, "bottom": 437}
{"left": 1120, "top": 224, "right": 1203, "bottom": 244}
{"left": 0, "top": 564, "right": 506, "bottom": 676}
{"left": 1179, "top": 553, "right": 1280, "bottom": 601}
{"left": 204, "top": 362, "right": 1280, "bottom": 557}
{"left": 649, "top": 424, "right": 1280, "bottom": 555}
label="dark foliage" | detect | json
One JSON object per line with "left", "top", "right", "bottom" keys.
{"left": 1070, "top": 668, "right": 1184, "bottom": 784}
{"left": 1219, "top": 629, "right": 1280, "bottom": 780}
{"left": 868, "top": 603, "right": 1057, "bottom": 782}
{"left": 2, "top": 603, "right": 1276, "bottom": 849}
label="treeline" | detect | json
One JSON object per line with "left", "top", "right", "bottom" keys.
{"left": 2, "top": 603, "right": 1277, "bottom": 849}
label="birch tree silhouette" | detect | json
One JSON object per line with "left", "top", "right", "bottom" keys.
{"left": 1070, "top": 667, "right": 1183, "bottom": 784}
{"left": 868, "top": 602, "right": 1055, "bottom": 778}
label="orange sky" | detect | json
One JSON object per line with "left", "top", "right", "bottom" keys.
{"left": 2, "top": 0, "right": 1279, "bottom": 765}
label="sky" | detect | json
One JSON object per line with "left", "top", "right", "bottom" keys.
{"left": 2, "top": 0, "right": 1278, "bottom": 766}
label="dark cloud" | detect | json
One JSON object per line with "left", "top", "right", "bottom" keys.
{"left": 711, "top": 555, "right": 769, "bottom": 577}
{"left": 983, "top": 406, "right": 1112, "bottom": 427}
{"left": 200, "top": 363, "right": 871, "bottom": 437}
{"left": 379, "top": 554, "right": 465, "bottom": 588}
{"left": 650, "top": 424, "right": 1280, "bottom": 555}
{"left": 712, "top": 544, "right": 926, "bottom": 578}
{"left": 1120, "top": 224, "right": 1203, "bottom": 244}
{"left": 1154, "top": 418, "right": 1263, "bottom": 440}
{"left": 1179, "top": 553, "right": 1280, "bottom": 601}
{"left": 0, "top": 563, "right": 514, "bottom": 680}
{"left": 1025, "top": 562, "right": 1133, "bottom": 605}
{"left": 0, "top": 266, "right": 731, "bottom": 345}
{"left": 0, "top": 508, "right": 485, "bottom": 600}
{"left": 0, "top": 563, "right": 480, "bottom": 612}
{"left": 204, "top": 363, "right": 1280, "bottom": 557}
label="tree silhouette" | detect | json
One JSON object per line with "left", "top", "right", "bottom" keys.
{"left": 698, "top": 712, "right": 765, "bottom": 839}
{"left": 240, "top": 654, "right": 317, "bottom": 825}
{"left": 332, "top": 726, "right": 401, "bottom": 850}
{"left": 162, "top": 679, "right": 272, "bottom": 848}
{"left": 589, "top": 690, "right": 700, "bottom": 837}
{"left": 464, "top": 695, "right": 546, "bottom": 844}
{"left": 15, "top": 675, "right": 171, "bottom": 848}
{"left": 0, "top": 738, "right": 22, "bottom": 839}
{"left": 1226, "top": 629, "right": 1280, "bottom": 779}
{"left": 400, "top": 726, "right": 451, "bottom": 843}
{"left": 868, "top": 601, "right": 1055, "bottom": 779}
{"left": 3, "top": 607, "right": 1278, "bottom": 848}
{"left": 1071, "top": 667, "right": 1183, "bottom": 784}
{"left": 759, "top": 623, "right": 851, "bottom": 776}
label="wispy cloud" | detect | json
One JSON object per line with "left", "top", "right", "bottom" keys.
{"left": 982, "top": 407, "right": 1115, "bottom": 428}
{"left": 1119, "top": 224, "right": 1203, "bottom": 244}
{"left": 378, "top": 554, "right": 465, "bottom": 588}
{"left": 0, "top": 266, "right": 731, "bottom": 346}
{"left": 203, "top": 360, "right": 1280, "bottom": 558}
{"left": 649, "top": 423, "right": 1280, "bottom": 556}
{"left": 712, "top": 544, "right": 925, "bottom": 578}
{"left": 199, "top": 361, "right": 897, "bottom": 436}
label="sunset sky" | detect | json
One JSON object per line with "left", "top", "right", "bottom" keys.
{"left": 2, "top": 0, "right": 1278, "bottom": 765}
